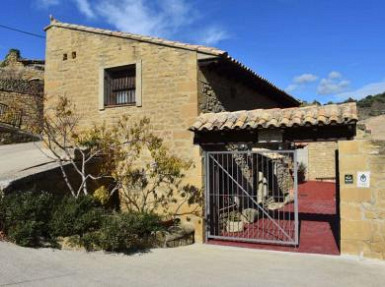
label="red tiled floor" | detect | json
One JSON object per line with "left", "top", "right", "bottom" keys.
{"left": 209, "top": 181, "right": 340, "bottom": 255}
{"left": 222, "top": 218, "right": 296, "bottom": 242}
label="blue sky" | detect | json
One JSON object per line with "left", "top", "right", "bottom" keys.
{"left": 1, "top": 0, "right": 384, "bottom": 103}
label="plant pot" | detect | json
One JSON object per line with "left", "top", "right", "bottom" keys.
{"left": 242, "top": 208, "right": 259, "bottom": 223}
{"left": 226, "top": 220, "right": 244, "bottom": 232}
{"left": 298, "top": 172, "right": 306, "bottom": 183}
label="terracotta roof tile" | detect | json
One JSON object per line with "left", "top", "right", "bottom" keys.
{"left": 190, "top": 102, "right": 358, "bottom": 132}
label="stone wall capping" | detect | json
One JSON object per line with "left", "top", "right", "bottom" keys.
{"left": 44, "top": 19, "right": 227, "bottom": 56}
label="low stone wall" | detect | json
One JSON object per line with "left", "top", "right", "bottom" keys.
{"left": 0, "top": 83, "right": 44, "bottom": 133}
{"left": 339, "top": 139, "right": 385, "bottom": 260}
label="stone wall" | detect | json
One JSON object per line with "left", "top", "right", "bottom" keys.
{"left": 0, "top": 89, "right": 43, "bottom": 132}
{"left": 339, "top": 139, "right": 385, "bottom": 260}
{"left": 0, "top": 49, "right": 44, "bottom": 138}
{"left": 307, "top": 141, "right": 337, "bottom": 180}
{"left": 45, "top": 25, "right": 205, "bottom": 241}
{"left": 198, "top": 67, "right": 283, "bottom": 113}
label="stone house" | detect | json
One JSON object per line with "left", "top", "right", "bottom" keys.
{"left": 44, "top": 18, "right": 300, "bottom": 242}
{"left": 44, "top": 19, "right": 385, "bottom": 260}
{"left": 0, "top": 49, "right": 44, "bottom": 143}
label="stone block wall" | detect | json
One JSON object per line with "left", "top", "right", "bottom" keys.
{"left": 339, "top": 139, "right": 385, "bottom": 260}
{"left": 0, "top": 89, "right": 43, "bottom": 133}
{"left": 0, "top": 49, "right": 44, "bottom": 138}
{"left": 198, "top": 67, "right": 282, "bottom": 113}
{"left": 307, "top": 141, "right": 337, "bottom": 180}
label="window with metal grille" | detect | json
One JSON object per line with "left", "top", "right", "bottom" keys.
{"left": 104, "top": 64, "right": 136, "bottom": 106}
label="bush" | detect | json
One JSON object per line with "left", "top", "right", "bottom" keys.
{"left": 0, "top": 191, "right": 55, "bottom": 247}
{"left": 0, "top": 192, "right": 166, "bottom": 253}
{"left": 93, "top": 186, "right": 110, "bottom": 206}
{"left": 91, "top": 212, "right": 165, "bottom": 253}
{"left": 50, "top": 195, "right": 106, "bottom": 238}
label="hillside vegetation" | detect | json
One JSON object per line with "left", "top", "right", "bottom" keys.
{"left": 301, "top": 92, "right": 385, "bottom": 120}
{"left": 352, "top": 92, "right": 385, "bottom": 120}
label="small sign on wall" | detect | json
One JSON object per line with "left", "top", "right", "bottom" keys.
{"left": 344, "top": 174, "right": 353, "bottom": 184}
{"left": 258, "top": 130, "right": 283, "bottom": 143}
{"left": 357, "top": 171, "right": 370, "bottom": 188}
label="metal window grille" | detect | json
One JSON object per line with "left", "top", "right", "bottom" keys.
{"left": 104, "top": 65, "right": 136, "bottom": 106}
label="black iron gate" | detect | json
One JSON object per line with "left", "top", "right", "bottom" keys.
{"left": 205, "top": 150, "right": 299, "bottom": 245}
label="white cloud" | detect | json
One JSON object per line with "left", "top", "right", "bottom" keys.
{"left": 317, "top": 71, "right": 350, "bottom": 95}
{"left": 35, "top": 0, "right": 60, "bottom": 8}
{"left": 197, "top": 26, "right": 229, "bottom": 46}
{"left": 285, "top": 73, "right": 318, "bottom": 93}
{"left": 95, "top": 0, "right": 167, "bottom": 36}
{"left": 293, "top": 73, "right": 318, "bottom": 84}
{"left": 336, "top": 79, "right": 385, "bottom": 100}
{"left": 36, "top": 0, "right": 228, "bottom": 46}
{"left": 285, "top": 84, "right": 298, "bottom": 93}
{"left": 95, "top": 0, "right": 201, "bottom": 39}
{"left": 74, "top": 0, "right": 95, "bottom": 19}
{"left": 328, "top": 71, "right": 342, "bottom": 79}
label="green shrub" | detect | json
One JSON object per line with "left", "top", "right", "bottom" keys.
{"left": 0, "top": 191, "right": 54, "bottom": 247}
{"left": 50, "top": 195, "right": 106, "bottom": 238}
{"left": 0, "top": 192, "right": 166, "bottom": 253}
{"left": 92, "top": 212, "right": 165, "bottom": 253}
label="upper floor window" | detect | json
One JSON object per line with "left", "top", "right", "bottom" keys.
{"left": 104, "top": 64, "right": 136, "bottom": 106}
{"left": 99, "top": 61, "right": 142, "bottom": 110}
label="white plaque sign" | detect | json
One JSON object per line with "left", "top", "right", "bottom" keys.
{"left": 357, "top": 171, "right": 370, "bottom": 188}
{"left": 258, "top": 130, "right": 283, "bottom": 143}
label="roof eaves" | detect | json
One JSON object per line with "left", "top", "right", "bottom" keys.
{"left": 221, "top": 55, "right": 300, "bottom": 106}
{"left": 198, "top": 54, "right": 300, "bottom": 107}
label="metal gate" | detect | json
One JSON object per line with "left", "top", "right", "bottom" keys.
{"left": 205, "top": 150, "right": 298, "bottom": 246}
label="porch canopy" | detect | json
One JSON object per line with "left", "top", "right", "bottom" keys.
{"left": 190, "top": 102, "right": 358, "bottom": 144}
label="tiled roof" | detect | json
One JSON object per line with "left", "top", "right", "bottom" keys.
{"left": 45, "top": 17, "right": 226, "bottom": 56}
{"left": 190, "top": 102, "right": 358, "bottom": 132}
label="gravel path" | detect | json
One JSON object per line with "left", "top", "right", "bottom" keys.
{"left": 1, "top": 242, "right": 385, "bottom": 287}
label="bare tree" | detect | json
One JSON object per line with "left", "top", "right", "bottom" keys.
{"left": 107, "top": 116, "right": 201, "bottom": 216}
{"left": 41, "top": 96, "right": 201, "bottom": 217}
{"left": 41, "top": 96, "right": 111, "bottom": 198}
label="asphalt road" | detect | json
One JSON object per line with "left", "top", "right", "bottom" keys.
{"left": 0, "top": 242, "right": 385, "bottom": 287}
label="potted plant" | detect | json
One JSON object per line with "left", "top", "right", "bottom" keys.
{"left": 226, "top": 211, "right": 244, "bottom": 232}
{"left": 297, "top": 162, "right": 307, "bottom": 183}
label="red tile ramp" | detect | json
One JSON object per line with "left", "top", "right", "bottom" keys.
{"left": 209, "top": 181, "right": 340, "bottom": 255}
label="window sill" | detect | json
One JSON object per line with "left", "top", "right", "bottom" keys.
{"left": 103, "top": 103, "right": 137, "bottom": 109}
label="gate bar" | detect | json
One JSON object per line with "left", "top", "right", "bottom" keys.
{"left": 209, "top": 155, "right": 295, "bottom": 243}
